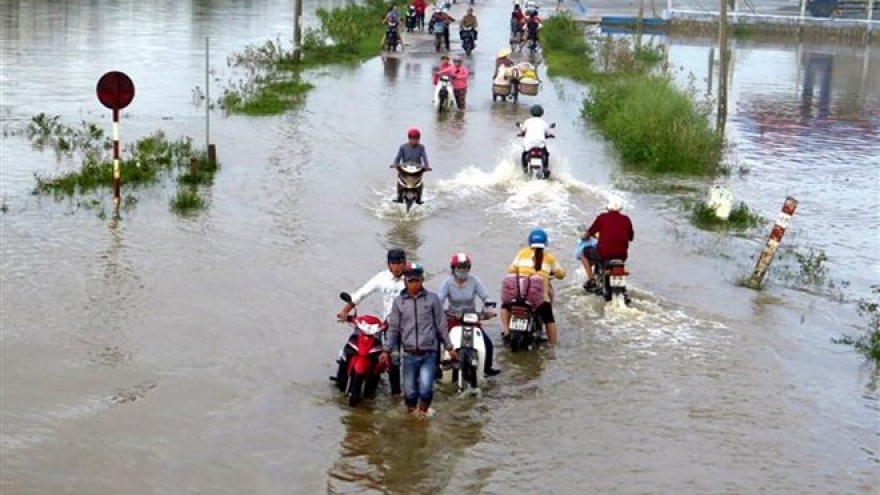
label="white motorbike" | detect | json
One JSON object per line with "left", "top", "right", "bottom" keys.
{"left": 433, "top": 74, "right": 454, "bottom": 113}
{"left": 439, "top": 305, "right": 495, "bottom": 394}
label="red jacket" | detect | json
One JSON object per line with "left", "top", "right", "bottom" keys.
{"left": 587, "top": 211, "right": 634, "bottom": 261}
{"left": 413, "top": 0, "right": 427, "bottom": 15}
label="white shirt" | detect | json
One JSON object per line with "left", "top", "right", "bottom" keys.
{"left": 350, "top": 270, "right": 405, "bottom": 320}
{"left": 520, "top": 117, "right": 551, "bottom": 151}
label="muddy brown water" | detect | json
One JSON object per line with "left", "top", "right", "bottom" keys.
{"left": 1, "top": 0, "right": 878, "bottom": 494}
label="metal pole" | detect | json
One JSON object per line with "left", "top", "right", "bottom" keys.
{"left": 747, "top": 197, "right": 798, "bottom": 289}
{"left": 636, "top": 0, "right": 645, "bottom": 48}
{"left": 205, "top": 37, "right": 210, "bottom": 152}
{"left": 112, "top": 108, "right": 121, "bottom": 216}
{"left": 868, "top": 0, "right": 874, "bottom": 23}
{"left": 293, "top": 0, "right": 304, "bottom": 62}
{"left": 716, "top": 0, "right": 729, "bottom": 136}
{"left": 799, "top": 0, "right": 807, "bottom": 24}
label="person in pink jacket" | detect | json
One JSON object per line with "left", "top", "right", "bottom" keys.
{"left": 435, "top": 56, "right": 470, "bottom": 110}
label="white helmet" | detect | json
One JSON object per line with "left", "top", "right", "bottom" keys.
{"left": 606, "top": 196, "right": 624, "bottom": 212}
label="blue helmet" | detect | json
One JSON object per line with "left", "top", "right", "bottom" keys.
{"left": 528, "top": 228, "right": 548, "bottom": 248}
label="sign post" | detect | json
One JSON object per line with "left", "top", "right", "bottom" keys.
{"left": 96, "top": 71, "right": 135, "bottom": 217}
{"left": 746, "top": 197, "right": 799, "bottom": 289}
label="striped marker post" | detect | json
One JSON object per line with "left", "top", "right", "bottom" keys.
{"left": 96, "top": 71, "right": 135, "bottom": 217}
{"left": 747, "top": 196, "right": 798, "bottom": 289}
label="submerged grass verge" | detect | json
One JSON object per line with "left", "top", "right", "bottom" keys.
{"left": 219, "top": 0, "right": 388, "bottom": 116}
{"left": 28, "top": 114, "right": 216, "bottom": 214}
{"left": 541, "top": 13, "right": 724, "bottom": 176}
{"left": 689, "top": 200, "right": 764, "bottom": 231}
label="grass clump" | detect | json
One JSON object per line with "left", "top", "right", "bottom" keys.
{"left": 219, "top": 0, "right": 388, "bottom": 116}
{"left": 540, "top": 13, "right": 594, "bottom": 82}
{"left": 170, "top": 189, "right": 205, "bottom": 213}
{"left": 690, "top": 200, "right": 764, "bottom": 231}
{"left": 833, "top": 286, "right": 880, "bottom": 363}
{"left": 584, "top": 75, "right": 723, "bottom": 175}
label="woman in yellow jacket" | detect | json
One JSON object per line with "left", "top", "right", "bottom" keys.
{"left": 501, "top": 227, "right": 566, "bottom": 344}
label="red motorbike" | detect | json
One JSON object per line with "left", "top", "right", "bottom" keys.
{"left": 332, "top": 292, "right": 388, "bottom": 407}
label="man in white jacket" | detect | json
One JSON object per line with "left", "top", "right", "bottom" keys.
{"left": 337, "top": 248, "right": 407, "bottom": 394}
{"left": 517, "top": 103, "right": 554, "bottom": 177}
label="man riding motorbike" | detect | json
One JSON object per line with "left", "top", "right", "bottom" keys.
{"left": 437, "top": 253, "right": 501, "bottom": 376}
{"left": 517, "top": 104, "right": 554, "bottom": 178}
{"left": 337, "top": 248, "right": 408, "bottom": 395}
{"left": 460, "top": 7, "right": 479, "bottom": 41}
{"left": 500, "top": 228, "right": 566, "bottom": 344}
{"left": 390, "top": 127, "right": 431, "bottom": 204}
{"left": 381, "top": 4, "right": 404, "bottom": 51}
{"left": 585, "top": 196, "right": 634, "bottom": 302}
{"left": 524, "top": 12, "right": 542, "bottom": 50}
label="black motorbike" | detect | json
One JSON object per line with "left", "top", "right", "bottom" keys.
{"left": 460, "top": 26, "right": 476, "bottom": 56}
{"left": 592, "top": 259, "right": 632, "bottom": 306}
{"left": 385, "top": 22, "right": 400, "bottom": 52}
{"left": 405, "top": 6, "right": 417, "bottom": 32}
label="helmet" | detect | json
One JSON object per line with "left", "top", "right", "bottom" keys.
{"left": 606, "top": 196, "right": 624, "bottom": 212}
{"left": 530, "top": 104, "right": 544, "bottom": 117}
{"left": 452, "top": 56, "right": 463, "bottom": 63}
{"left": 387, "top": 248, "right": 406, "bottom": 263}
{"left": 407, "top": 127, "right": 421, "bottom": 139}
{"left": 404, "top": 262, "right": 425, "bottom": 279}
{"left": 449, "top": 252, "right": 472, "bottom": 269}
{"left": 528, "top": 228, "right": 548, "bottom": 248}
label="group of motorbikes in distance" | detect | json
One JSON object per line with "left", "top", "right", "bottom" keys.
{"left": 331, "top": 1, "right": 631, "bottom": 408}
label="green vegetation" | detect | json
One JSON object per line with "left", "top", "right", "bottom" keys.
{"left": 540, "top": 13, "right": 724, "bottom": 176}
{"left": 220, "top": 0, "right": 389, "bottom": 116}
{"left": 834, "top": 286, "right": 880, "bottom": 363}
{"left": 170, "top": 189, "right": 206, "bottom": 212}
{"left": 689, "top": 200, "right": 764, "bottom": 231}
{"left": 27, "top": 114, "right": 216, "bottom": 214}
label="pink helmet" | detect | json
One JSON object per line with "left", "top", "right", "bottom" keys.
{"left": 407, "top": 127, "right": 421, "bottom": 139}
{"left": 450, "top": 252, "right": 472, "bottom": 269}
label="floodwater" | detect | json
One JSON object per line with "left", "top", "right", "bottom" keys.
{"left": 1, "top": 0, "right": 878, "bottom": 494}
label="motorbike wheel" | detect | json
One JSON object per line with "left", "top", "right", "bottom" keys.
{"left": 347, "top": 373, "right": 364, "bottom": 407}
{"left": 364, "top": 374, "right": 381, "bottom": 398}
{"left": 510, "top": 333, "right": 526, "bottom": 353}
{"left": 603, "top": 274, "right": 613, "bottom": 302}
{"left": 334, "top": 360, "right": 348, "bottom": 392}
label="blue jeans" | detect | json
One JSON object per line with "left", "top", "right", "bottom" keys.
{"left": 402, "top": 352, "right": 437, "bottom": 409}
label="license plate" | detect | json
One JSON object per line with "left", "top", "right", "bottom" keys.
{"left": 529, "top": 158, "right": 543, "bottom": 167}
{"left": 610, "top": 275, "right": 627, "bottom": 288}
{"left": 510, "top": 317, "right": 529, "bottom": 331}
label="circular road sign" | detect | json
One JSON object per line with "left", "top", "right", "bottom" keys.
{"left": 96, "top": 71, "right": 135, "bottom": 110}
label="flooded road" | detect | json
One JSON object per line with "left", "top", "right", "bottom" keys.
{"left": 1, "top": 0, "right": 878, "bottom": 494}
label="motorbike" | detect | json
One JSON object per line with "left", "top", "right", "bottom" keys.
{"left": 392, "top": 162, "right": 428, "bottom": 212}
{"left": 385, "top": 22, "right": 400, "bottom": 52}
{"left": 516, "top": 121, "right": 556, "bottom": 180}
{"left": 405, "top": 7, "right": 417, "bottom": 32}
{"left": 460, "top": 26, "right": 476, "bottom": 56}
{"left": 593, "top": 259, "right": 632, "bottom": 307}
{"left": 502, "top": 272, "right": 545, "bottom": 353}
{"left": 331, "top": 292, "right": 388, "bottom": 407}
{"left": 438, "top": 304, "right": 496, "bottom": 393}
{"left": 433, "top": 74, "right": 454, "bottom": 113}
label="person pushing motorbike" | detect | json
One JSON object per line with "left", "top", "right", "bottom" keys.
{"left": 337, "top": 248, "right": 408, "bottom": 394}
{"left": 435, "top": 56, "right": 470, "bottom": 110}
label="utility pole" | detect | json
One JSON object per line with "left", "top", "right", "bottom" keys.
{"left": 293, "top": 0, "right": 304, "bottom": 62}
{"left": 716, "top": 0, "right": 730, "bottom": 136}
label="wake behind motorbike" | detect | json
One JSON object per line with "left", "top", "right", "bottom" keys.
{"left": 433, "top": 74, "right": 454, "bottom": 113}
{"left": 391, "top": 162, "right": 428, "bottom": 212}
{"left": 515, "top": 122, "right": 556, "bottom": 181}
{"left": 460, "top": 26, "right": 476, "bottom": 56}
{"left": 331, "top": 292, "right": 388, "bottom": 407}
{"left": 439, "top": 304, "right": 496, "bottom": 394}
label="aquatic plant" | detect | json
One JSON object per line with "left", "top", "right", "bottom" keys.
{"left": 170, "top": 189, "right": 205, "bottom": 213}
{"left": 540, "top": 13, "right": 595, "bottom": 82}
{"left": 833, "top": 285, "right": 880, "bottom": 363}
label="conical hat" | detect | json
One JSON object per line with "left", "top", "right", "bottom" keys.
{"left": 496, "top": 47, "right": 512, "bottom": 58}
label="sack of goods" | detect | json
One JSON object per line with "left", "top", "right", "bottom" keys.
{"left": 500, "top": 273, "right": 545, "bottom": 308}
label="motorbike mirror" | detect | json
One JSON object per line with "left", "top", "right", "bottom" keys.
{"left": 484, "top": 301, "right": 497, "bottom": 308}
{"left": 550, "top": 123, "right": 557, "bottom": 128}
{"left": 340, "top": 292, "right": 353, "bottom": 304}
{"left": 515, "top": 121, "right": 521, "bottom": 127}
